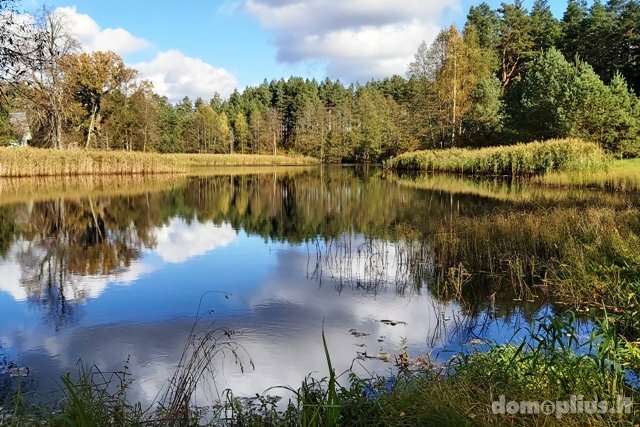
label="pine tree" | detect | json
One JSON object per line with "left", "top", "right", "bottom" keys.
{"left": 530, "top": 0, "right": 561, "bottom": 51}
{"left": 466, "top": 2, "right": 501, "bottom": 50}
{"left": 602, "top": 73, "right": 639, "bottom": 156}
{"left": 583, "top": 1, "right": 617, "bottom": 83}
{"left": 570, "top": 59, "right": 615, "bottom": 147}
{"left": 560, "top": 0, "right": 588, "bottom": 61}
{"left": 463, "top": 77, "right": 504, "bottom": 146}
{"left": 608, "top": 0, "right": 640, "bottom": 93}
{"left": 513, "top": 48, "right": 577, "bottom": 141}
{"left": 497, "top": 0, "right": 534, "bottom": 88}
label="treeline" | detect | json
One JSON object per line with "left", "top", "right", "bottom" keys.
{"left": 0, "top": 0, "right": 639, "bottom": 160}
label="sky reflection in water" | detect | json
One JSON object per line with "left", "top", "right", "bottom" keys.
{"left": 0, "top": 167, "right": 566, "bottom": 405}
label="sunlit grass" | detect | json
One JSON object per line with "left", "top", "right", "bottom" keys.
{"left": 387, "top": 139, "right": 609, "bottom": 176}
{"left": 0, "top": 147, "right": 319, "bottom": 177}
{"left": 428, "top": 206, "right": 640, "bottom": 314}
{"left": 535, "top": 159, "right": 640, "bottom": 192}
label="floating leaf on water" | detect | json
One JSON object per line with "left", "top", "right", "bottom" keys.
{"left": 7, "top": 366, "right": 29, "bottom": 377}
{"left": 356, "top": 351, "right": 376, "bottom": 360}
{"left": 379, "top": 319, "right": 407, "bottom": 326}
{"left": 378, "top": 353, "right": 391, "bottom": 362}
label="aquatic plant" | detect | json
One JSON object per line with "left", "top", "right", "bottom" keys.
{"left": 428, "top": 206, "right": 640, "bottom": 312}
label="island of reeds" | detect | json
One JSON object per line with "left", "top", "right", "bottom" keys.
{"left": 386, "top": 138, "right": 609, "bottom": 175}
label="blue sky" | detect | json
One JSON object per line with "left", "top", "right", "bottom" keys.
{"left": 28, "top": 0, "right": 573, "bottom": 101}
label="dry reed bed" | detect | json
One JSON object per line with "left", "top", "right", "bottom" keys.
{"left": 430, "top": 206, "right": 640, "bottom": 309}
{"left": 387, "top": 138, "right": 609, "bottom": 175}
{"left": 0, "top": 148, "right": 319, "bottom": 177}
{"left": 535, "top": 158, "right": 640, "bottom": 191}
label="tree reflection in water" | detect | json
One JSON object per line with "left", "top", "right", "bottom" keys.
{"left": 1, "top": 166, "right": 586, "bottom": 328}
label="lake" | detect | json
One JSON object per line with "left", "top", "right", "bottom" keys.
{"left": 0, "top": 166, "right": 624, "bottom": 407}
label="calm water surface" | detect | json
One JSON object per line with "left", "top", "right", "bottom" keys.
{"left": 0, "top": 166, "right": 604, "bottom": 405}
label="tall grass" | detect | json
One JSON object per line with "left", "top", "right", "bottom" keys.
{"left": 0, "top": 147, "right": 319, "bottom": 177}
{"left": 428, "top": 206, "right": 640, "bottom": 310}
{"left": 386, "top": 139, "right": 609, "bottom": 176}
{"left": 535, "top": 159, "right": 640, "bottom": 192}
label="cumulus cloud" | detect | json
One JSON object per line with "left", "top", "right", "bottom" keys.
{"left": 154, "top": 218, "right": 238, "bottom": 263}
{"left": 244, "top": 0, "right": 460, "bottom": 81}
{"left": 0, "top": 219, "right": 237, "bottom": 303}
{"left": 0, "top": 239, "right": 154, "bottom": 303}
{"left": 49, "top": 7, "right": 238, "bottom": 102}
{"left": 54, "top": 6, "right": 150, "bottom": 55}
{"left": 134, "top": 50, "right": 238, "bottom": 102}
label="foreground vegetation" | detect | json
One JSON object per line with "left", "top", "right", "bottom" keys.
{"left": 386, "top": 139, "right": 608, "bottom": 175}
{"left": 0, "top": 147, "right": 318, "bottom": 177}
{"left": 2, "top": 313, "right": 638, "bottom": 426}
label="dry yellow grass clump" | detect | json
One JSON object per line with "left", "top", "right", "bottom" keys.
{"left": 535, "top": 159, "right": 640, "bottom": 192}
{"left": 0, "top": 148, "right": 319, "bottom": 177}
{"left": 387, "top": 138, "right": 609, "bottom": 176}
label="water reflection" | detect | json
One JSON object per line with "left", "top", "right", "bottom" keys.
{"left": 0, "top": 166, "right": 610, "bottom": 405}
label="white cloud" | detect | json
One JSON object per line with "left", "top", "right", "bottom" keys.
{"left": 0, "top": 219, "right": 237, "bottom": 303}
{"left": 0, "top": 258, "right": 27, "bottom": 301}
{"left": 0, "top": 239, "right": 154, "bottom": 303}
{"left": 154, "top": 218, "right": 237, "bottom": 263}
{"left": 244, "top": 0, "right": 460, "bottom": 81}
{"left": 53, "top": 6, "right": 150, "bottom": 55}
{"left": 49, "top": 7, "right": 238, "bottom": 102}
{"left": 134, "top": 50, "right": 238, "bottom": 102}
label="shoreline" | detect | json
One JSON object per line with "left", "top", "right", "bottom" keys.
{"left": 0, "top": 147, "right": 319, "bottom": 177}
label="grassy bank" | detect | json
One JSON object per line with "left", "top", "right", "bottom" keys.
{"left": 386, "top": 139, "right": 608, "bottom": 176}
{"left": 0, "top": 148, "right": 319, "bottom": 177}
{"left": 535, "top": 159, "right": 640, "bottom": 192}
{"left": 3, "top": 315, "right": 638, "bottom": 426}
